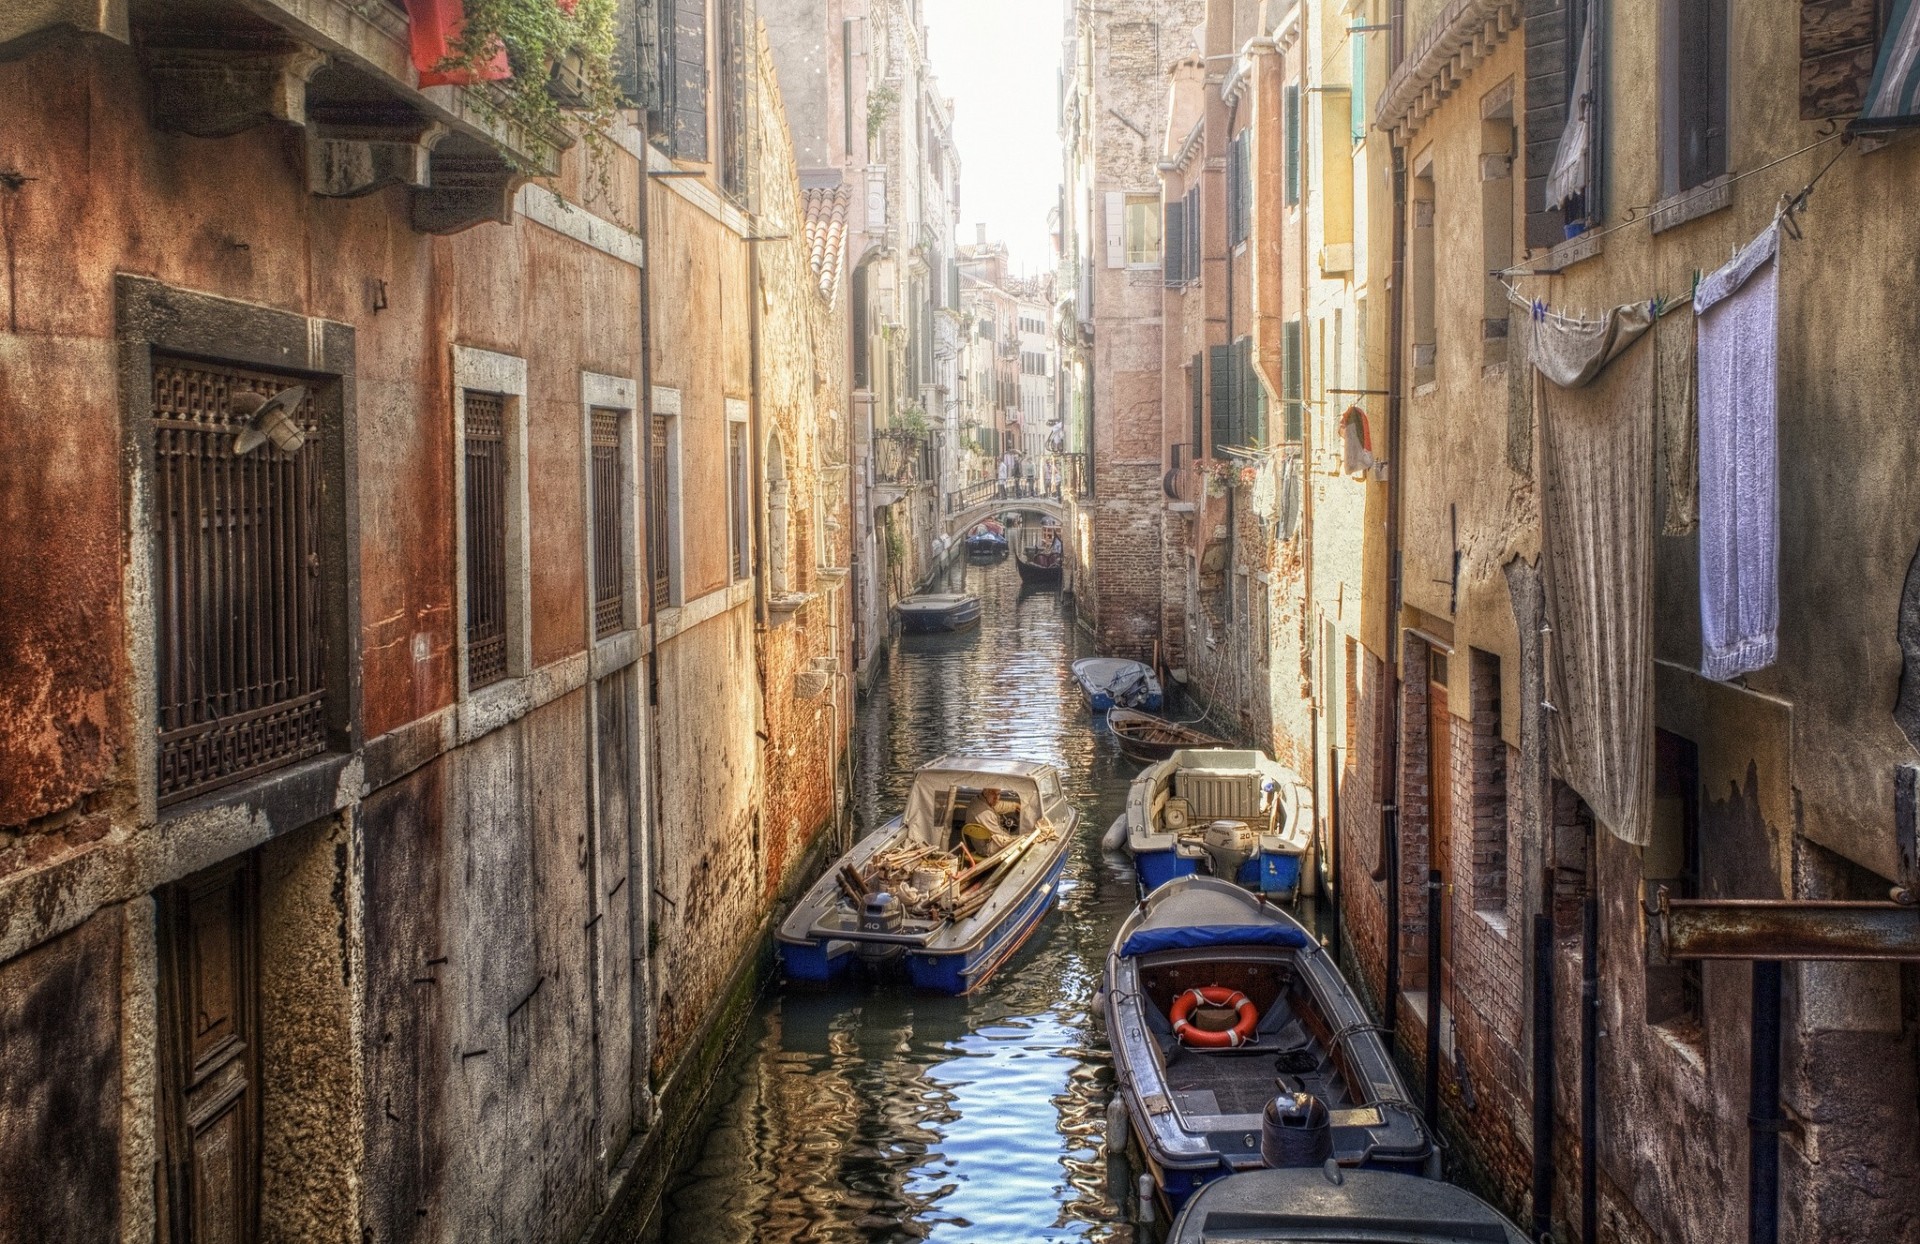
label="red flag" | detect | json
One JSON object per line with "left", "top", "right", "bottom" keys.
{"left": 405, "top": 0, "right": 512, "bottom": 87}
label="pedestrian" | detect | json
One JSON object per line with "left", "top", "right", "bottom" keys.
{"left": 996, "top": 453, "right": 1009, "bottom": 498}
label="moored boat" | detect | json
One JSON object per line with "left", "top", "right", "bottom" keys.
{"left": 896, "top": 592, "right": 982, "bottom": 632}
{"left": 1013, "top": 541, "right": 1063, "bottom": 585}
{"left": 965, "top": 525, "right": 1008, "bottom": 558}
{"left": 1103, "top": 877, "right": 1435, "bottom": 1218}
{"left": 777, "top": 756, "right": 1078, "bottom": 994}
{"left": 1165, "top": 1167, "right": 1528, "bottom": 1244}
{"left": 1071, "top": 656, "right": 1164, "bottom": 711}
{"left": 1106, "top": 708, "right": 1225, "bottom": 764}
{"left": 1124, "top": 748, "right": 1313, "bottom": 898}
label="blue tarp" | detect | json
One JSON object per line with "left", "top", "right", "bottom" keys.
{"left": 1119, "top": 923, "right": 1311, "bottom": 958}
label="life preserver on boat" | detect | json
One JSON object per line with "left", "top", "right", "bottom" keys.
{"left": 1169, "top": 986, "right": 1259, "bottom": 1048}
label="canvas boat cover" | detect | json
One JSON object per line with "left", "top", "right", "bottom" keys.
{"left": 901, "top": 756, "right": 1053, "bottom": 846}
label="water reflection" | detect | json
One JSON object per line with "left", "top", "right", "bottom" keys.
{"left": 654, "top": 556, "right": 1143, "bottom": 1242}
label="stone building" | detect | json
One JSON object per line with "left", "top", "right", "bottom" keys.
{"left": 1332, "top": 0, "right": 1920, "bottom": 1240}
{"left": 763, "top": 0, "right": 962, "bottom": 687}
{"left": 1059, "top": 0, "right": 1208, "bottom": 658}
{"left": 0, "top": 2, "right": 851, "bottom": 1240}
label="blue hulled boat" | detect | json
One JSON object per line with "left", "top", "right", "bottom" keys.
{"left": 777, "top": 756, "right": 1078, "bottom": 994}
{"left": 1072, "top": 657, "right": 1163, "bottom": 711}
{"left": 1166, "top": 1168, "right": 1528, "bottom": 1244}
{"left": 1121, "top": 749, "right": 1314, "bottom": 900}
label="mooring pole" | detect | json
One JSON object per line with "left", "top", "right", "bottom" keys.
{"left": 1531, "top": 911, "right": 1555, "bottom": 1241}
{"left": 1425, "top": 868, "right": 1443, "bottom": 1133}
{"left": 1749, "top": 960, "right": 1783, "bottom": 1244}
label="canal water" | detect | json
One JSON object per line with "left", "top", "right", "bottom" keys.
{"left": 655, "top": 552, "right": 1148, "bottom": 1242}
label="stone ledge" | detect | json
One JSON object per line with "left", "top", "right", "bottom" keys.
{"left": 1649, "top": 176, "right": 1732, "bottom": 235}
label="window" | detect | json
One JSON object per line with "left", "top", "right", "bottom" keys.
{"left": 1646, "top": 729, "right": 1704, "bottom": 1038}
{"left": 464, "top": 390, "right": 510, "bottom": 688}
{"left": 1164, "top": 196, "right": 1187, "bottom": 285}
{"left": 1209, "top": 343, "right": 1236, "bottom": 451}
{"left": 1189, "top": 351, "right": 1204, "bottom": 457}
{"left": 655, "top": 0, "right": 710, "bottom": 162}
{"left": 591, "top": 408, "right": 627, "bottom": 638}
{"left": 152, "top": 356, "right": 328, "bottom": 804}
{"left": 715, "top": 0, "right": 751, "bottom": 201}
{"left": 1124, "top": 193, "right": 1161, "bottom": 265}
{"left": 1530, "top": 0, "right": 1601, "bottom": 242}
{"left": 1469, "top": 649, "right": 1508, "bottom": 911}
{"left": 1227, "top": 130, "right": 1250, "bottom": 245}
{"left": 764, "top": 431, "right": 791, "bottom": 594}
{"left": 1351, "top": 32, "right": 1367, "bottom": 145}
{"left": 1282, "top": 319, "right": 1304, "bottom": 442}
{"left": 1410, "top": 161, "right": 1436, "bottom": 386}
{"left": 1662, "top": 0, "right": 1727, "bottom": 195}
{"left": 648, "top": 408, "right": 676, "bottom": 609}
{"left": 1284, "top": 83, "right": 1302, "bottom": 206}
{"left": 728, "top": 414, "right": 751, "bottom": 581}
{"left": 1482, "top": 86, "right": 1515, "bottom": 366}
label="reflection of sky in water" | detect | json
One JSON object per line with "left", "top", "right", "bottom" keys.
{"left": 650, "top": 556, "right": 1144, "bottom": 1243}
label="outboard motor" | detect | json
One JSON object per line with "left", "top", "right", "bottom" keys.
{"left": 1261, "top": 1091, "right": 1333, "bottom": 1169}
{"left": 858, "top": 892, "right": 904, "bottom": 963}
{"left": 1202, "top": 819, "right": 1259, "bottom": 878}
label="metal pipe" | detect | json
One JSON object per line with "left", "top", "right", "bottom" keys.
{"left": 1424, "top": 868, "right": 1442, "bottom": 1132}
{"left": 1749, "top": 960, "right": 1783, "bottom": 1244}
{"left": 1581, "top": 888, "right": 1598, "bottom": 1244}
{"left": 1531, "top": 910, "right": 1556, "bottom": 1241}
{"left": 1377, "top": 80, "right": 1410, "bottom": 1031}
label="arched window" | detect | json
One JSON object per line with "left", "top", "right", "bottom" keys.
{"left": 765, "top": 431, "right": 791, "bottom": 595}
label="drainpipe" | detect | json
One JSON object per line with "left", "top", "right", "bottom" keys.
{"left": 1749, "top": 960, "right": 1783, "bottom": 1244}
{"left": 1424, "top": 868, "right": 1443, "bottom": 1131}
{"left": 1377, "top": 134, "right": 1407, "bottom": 1037}
{"left": 636, "top": 139, "right": 665, "bottom": 1125}
{"left": 1531, "top": 910, "right": 1556, "bottom": 1239}
{"left": 1581, "top": 885, "right": 1599, "bottom": 1244}
{"left": 748, "top": 237, "right": 768, "bottom": 626}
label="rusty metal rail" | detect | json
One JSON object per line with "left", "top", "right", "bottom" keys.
{"left": 1653, "top": 891, "right": 1920, "bottom": 962}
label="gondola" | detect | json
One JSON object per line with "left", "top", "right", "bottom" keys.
{"left": 1106, "top": 708, "right": 1225, "bottom": 764}
{"left": 1121, "top": 748, "right": 1314, "bottom": 898}
{"left": 777, "top": 756, "right": 1078, "bottom": 994}
{"left": 895, "top": 593, "right": 981, "bottom": 633}
{"left": 1165, "top": 1168, "right": 1528, "bottom": 1244}
{"left": 1071, "top": 657, "right": 1163, "bottom": 711}
{"left": 1012, "top": 542, "right": 1063, "bottom": 585}
{"left": 1103, "top": 877, "right": 1435, "bottom": 1219}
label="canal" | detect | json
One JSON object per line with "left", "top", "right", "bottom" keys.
{"left": 651, "top": 550, "right": 1148, "bottom": 1242}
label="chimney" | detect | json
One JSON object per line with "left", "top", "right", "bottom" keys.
{"left": 976, "top": 223, "right": 987, "bottom": 245}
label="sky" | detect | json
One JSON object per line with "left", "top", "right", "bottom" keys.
{"left": 924, "top": 0, "right": 1064, "bottom": 277}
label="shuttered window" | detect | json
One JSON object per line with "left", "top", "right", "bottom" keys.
{"left": 1239, "top": 337, "right": 1268, "bottom": 447}
{"left": 715, "top": 0, "right": 751, "bottom": 201}
{"left": 1670, "top": 0, "right": 1728, "bottom": 193}
{"left": 728, "top": 420, "right": 751, "bottom": 581}
{"left": 649, "top": 415, "right": 673, "bottom": 609}
{"left": 1165, "top": 199, "right": 1186, "bottom": 285}
{"left": 1800, "top": 0, "right": 1881, "bottom": 119}
{"left": 1282, "top": 320, "right": 1304, "bottom": 442}
{"left": 1227, "top": 131, "right": 1250, "bottom": 245}
{"left": 152, "top": 357, "right": 328, "bottom": 805}
{"left": 1351, "top": 34, "right": 1367, "bottom": 144}
{"left": 1209, "top": 344, "right": 1239, "bottom": 452}
{"left": 1284, "top": 84, "right": 1302, "bottom": 206}
{"left": 464, "top": 391, "right": 509, "bottom": 689}
{"left": 591, "top": 408, "right": 625, "bottom": 638}
{"left": 1190, "top": 351, "right": 1205, "bottom": 456}
{"left": 662, "top": 0, "right": 709, "bottom": 161}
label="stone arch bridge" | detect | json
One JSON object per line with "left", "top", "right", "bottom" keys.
{"left": 943, "top": 480, "right": 1064, "bottom": 539}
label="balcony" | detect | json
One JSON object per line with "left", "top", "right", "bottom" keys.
{"left": 5, "top": 0, "right": 571, "bottom": 233}
{"left": 1164, "top": 443, "right": 1203, "bottom": 509}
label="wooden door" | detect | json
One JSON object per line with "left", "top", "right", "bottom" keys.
{"left": 159, "top": 856, "right": 260, "bottom": 1244}
{"left": 1427, "top": 655, "right": 1454, "bottom": 1009}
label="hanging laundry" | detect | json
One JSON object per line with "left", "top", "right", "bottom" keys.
{"left": 1655, "top": 306, "right": 1699, "bottom": 535}
{"left": 1340, "top": 406, "right": 1375, "bottom": 476}
{"left": 1694, "top": 221, "right": 1781, "bottom": 681}
{"left": 1536, "top": 304, "right": 1657, "bottom": 846}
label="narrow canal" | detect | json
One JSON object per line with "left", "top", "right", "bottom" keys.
{"left": 654, "top": 551, "right": 1146, "bottom": 1242}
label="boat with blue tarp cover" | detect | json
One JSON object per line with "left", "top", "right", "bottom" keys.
{"left": 1116, "top": 749, "right": 1314, "bottom": 900}
{"left": 1166, "top": 1167, "right": 1529, "bottom": 1243}
{"left": 1102, "top": 876, "right": 1435, "bottom": 1219}
{"left": 1072, "top": 657, "right": 1163, "bottom": 711}
{"left": 777, "top": 756, "right": 1078, "bottom": 994}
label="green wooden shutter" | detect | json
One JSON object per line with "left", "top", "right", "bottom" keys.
{"left": 1282, "top": 318, "right": 1303, "bottom": 441}
{"left": 1190, "top": 351, "right": 1204, "bottom": 455}
{"left": 670, "top": 0, "right": 709, "bottom": 161}
{"left": 1351, "top": 37, "right": 1366, "bottom": 144}
{"left": 1165, "top": 200, "right": 1185, "bottom": 285}
{"left": 1284, "top": 84, "right": 1301, "bottom": 206}
{"left": 1209, "top": 344, "right": 1237, "bottom": 452}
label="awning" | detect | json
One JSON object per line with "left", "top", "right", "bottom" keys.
{"left": 1861, "top": 0, "right": 1920, "bottom": 125}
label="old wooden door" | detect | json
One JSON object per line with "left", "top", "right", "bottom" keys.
{"left": 159, "top": 855, "right": 260, "bottom": 1244}
{"left": 1427, "top": 652, "right": 1455, "bottom": 1010}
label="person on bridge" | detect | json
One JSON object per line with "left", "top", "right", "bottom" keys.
{"left": 996, "top": 454, "right": 1010, "bottom": 498}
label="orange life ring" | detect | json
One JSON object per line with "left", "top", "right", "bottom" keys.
{"left": 1169, "top": 986, "right": 1259, "bottom": 1048}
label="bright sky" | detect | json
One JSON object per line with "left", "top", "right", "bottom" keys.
{"left": 925, "top": 0, "right": 1063, "bottom": 277}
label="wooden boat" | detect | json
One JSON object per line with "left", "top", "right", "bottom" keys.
{"left": 1106, "top": 708, "right": 1225, "bottom": 764}
{"left": 1103, "top": 877, "right": 1435, "bottom": 1218}
{"left": 1166, "top": 1168, "right": 1528, "bottom": 1244}
{"left": 1071, "top": 656, "right": 1163, "bottom": 711}
{"left": 777, "top": 756, "right": 1079, "bottom": 994}
{"left": 896, "top": 592, "right": 981, "bottom": 633}
{"left": 965, "top": 527, "right": 1008, "bottom": 558}
{"left": 1013, "top": 542, "right": 1063, "bottom": 585}
{"left": 1123, "top": 749, "right": 1314, "bottom": 899}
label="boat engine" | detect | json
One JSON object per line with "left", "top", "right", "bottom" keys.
{"left": 1201, "top": 819, "right": 1258, "bottom": 878}
{"left": 858, "top": 892, "right": 904, "bottom": 962}
{"left": 1260, "top": 1091, "right": 1333, "bottom": 1168}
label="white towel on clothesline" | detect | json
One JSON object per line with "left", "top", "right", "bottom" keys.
{"left": 1693, "top": 221, "right": 1781, "bottom": 682}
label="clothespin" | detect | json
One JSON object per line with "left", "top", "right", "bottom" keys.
{"left": 1532, "top": 298, "right": 1545, "bottom": 323}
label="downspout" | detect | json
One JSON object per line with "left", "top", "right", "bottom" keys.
{"left": 1749, "top": 960, "right": 1783, "bottom": 1244}
{"left": 748, "top": 237, "right": 768, "bottom": 625}
{"left": 1581, "top": 882, "right": 1599, "bottom": 1244}
{"left": 1377, "top": 136, "right": 1407, "bottom": 1037}
{"left": 636, "top": 137, "right": 665, "bottom": 1126}
{"left": 1531, "top": 910, "right": 1556, "bottom": 1238}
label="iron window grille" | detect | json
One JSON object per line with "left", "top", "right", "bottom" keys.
{"left": 649, "top": 415, "right": 673, "bottom": 609}
{"left": 728, "top": 421, "right": 751, "bottom": 581}
{"left": 464, "top": 391, "right": 510, "bottom": 688}
{"left": 152, "top": 356, "right": 328, "bottom": 805}
{"left": 591, "top": 408, "right": 626, "bottom": 637}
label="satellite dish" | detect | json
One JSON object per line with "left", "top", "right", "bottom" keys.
{"left": 232, "top": 386, "right": 310, "bottom": 455}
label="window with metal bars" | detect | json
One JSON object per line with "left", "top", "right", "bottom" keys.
{"left": 649, "top": 415, "right": 674, "bottom": 608}
{"left": 464, "top": 391, "right": 510, "bottom": 688}
{"left": 591, "top": 408, "right": 627, "bottom": 637}
{"left": 729, "top": 420, "right": 751, "bottom": 581}
{"left": 152, "top": 356, "right": 328, "bottom": 805}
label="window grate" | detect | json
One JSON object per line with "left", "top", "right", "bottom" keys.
{"left": 649, "top": 416, "right": 672, "bottom": 609}
{"left": 591, "top": 409, "right": 625, "bottom": 637}
{"left": 464, "top": 391, "right": 509, "bottom": 688}
{"left": 152, "top": 356, "right": 327, "bottom": 805}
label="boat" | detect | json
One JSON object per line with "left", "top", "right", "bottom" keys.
{"left": 1103, "top": 876, "right": 1435, "bottom": 1218}
{"left": 1106, "top": 708, "right": 1225, "bottom": 764}
{"left": 1013, "top": 541, "right": 1064, "bottom": 585}
{"left": 896, "top": 593, "right": 981, "bottom": 633}
{"left": 1071, "top": 656, "right": 1163, "bottom": 711}
{"left": 1165, "top": 1167, "right": 1528, "bottom": 1244}
{"left": 1124, "top": 749, "right": 1314, "bottom": 899}
{"left": 777, "top": 756, "right": 1079, "bottom": 994}
{"left": 965, "top": 525, "right": 1008, "bottom": 558}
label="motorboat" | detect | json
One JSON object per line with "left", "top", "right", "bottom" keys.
{"left": 1104, "top": 877, "right": 1434, "bottom": 1218}
{"left": 965, "top": 525, "right": 1008, "bottom": 558}
{"left": 896, "top": 593, "right": 981, "bottom": 633}
{"left": 777, "top": 756, "right": 1078, "bottom": 994}
{"left": 1123, "top": 749, "right": 1313, "bottom": 899}
{"left": 1106, "top": 708, "right": 1225, "bottom": 764}
{"left": 1071, "top": 657, "right": 1163, "bottom": 711}
{"left": 1165, "top": 1167, "right": 1528, "bottom": 1243}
